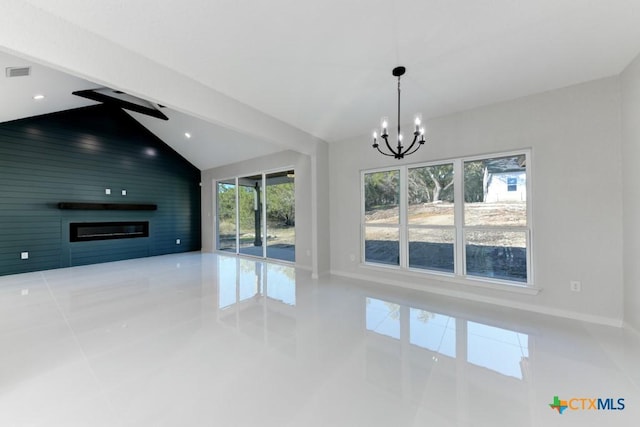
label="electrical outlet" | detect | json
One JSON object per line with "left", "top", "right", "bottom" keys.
{"left": 105, "top": 188, "right": 111, "bottom": 195}
{"left": 570, "top": 280, "right": 581, "bottom": 292}
{"left": 349, "top": 254, "right": 356, "bottom": 262}
{"left": 121, "top": 189, "right": 127, "bottom": 196}
{"left": 21, "top": 252, "right": 29, "bottom": 260}
{"left": 176, "top": 239, "right": 181, "bottom": 245}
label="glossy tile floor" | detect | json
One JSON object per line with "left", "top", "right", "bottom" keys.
{"left": 1, "top": 253, "right": 639, "bottom": 427}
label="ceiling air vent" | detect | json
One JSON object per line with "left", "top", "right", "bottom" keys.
{"left": 5, "top": 66, "right": 31, "bottom": 78}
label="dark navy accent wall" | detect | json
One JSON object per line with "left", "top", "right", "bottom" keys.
{"left": 0, "top": 105, "right": 201, "bottom": 276}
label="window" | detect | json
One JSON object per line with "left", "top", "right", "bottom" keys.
{"left": 216, "top": 179, "right": 237, "bottom": 253}
{"left": 464, "top": 154, "right": 527, "bottom": 283}
{"left": 363, "top": 170, "right": 400, "bottom": 266}
{"left": 407, "top": 163, "right": 455, "bottom": 273}
{"left": 361, "top": 151, "right": 531, "bottom": 286}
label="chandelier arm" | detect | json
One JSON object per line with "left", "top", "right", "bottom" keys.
{"left": 400, "top": 133, "right": 419, "bottom": 156}
{"left": 375, "top": 144, "right": 397, "bottom": 157}
{"left": 403, "top": 140, "right": 425, "bottom": 156}
{"left": 381, "top": 135, "right": 398, "bottom": 156}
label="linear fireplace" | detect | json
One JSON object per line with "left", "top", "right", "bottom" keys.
{"left": 70, "top": 221, "right": 149, "bottom": 242}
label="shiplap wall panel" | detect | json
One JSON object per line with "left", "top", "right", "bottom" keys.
{"left": 0, "top": 105, "right": 201, "bottom": 276}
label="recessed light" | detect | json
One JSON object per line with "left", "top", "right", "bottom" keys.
{"left": 33, "top": 94, "right": 45, "bottom": 100}
{"left": 184, "top": 132, "right": 191, "bottom": 139}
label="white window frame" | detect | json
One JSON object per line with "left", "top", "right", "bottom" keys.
{"left": 406, "top": 161, "right": 456, "bottom": 275}
{"left": 361, "top": 167, "right": 403, "bottom": 268}
{"left": 361, "top": 149, "right": 533, "bottom": 288}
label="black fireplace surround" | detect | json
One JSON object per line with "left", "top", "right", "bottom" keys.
{"left": 70, "top": 222, "right": 149, "bottom": 242}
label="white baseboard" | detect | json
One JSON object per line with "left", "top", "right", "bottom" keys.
{"left": 330, "top": 269, "right": 623, "bottom": 328}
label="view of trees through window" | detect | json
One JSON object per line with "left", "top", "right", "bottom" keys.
{"left": 217, "top": 180, "right": 237, "bottom": 252}
{"left": 216, "top": 170, "right": 295, "bottom": 262}
{"left": 363, "top": 152, "right": 529, "bottom": 284}
{"left": 364, "top": 170, "right": 399, "bottom": 266}
{"left": 408, "top": 164, "right": 455, "bottom": 273}
{"left": 464, "top": 154, "right": 527, "bottom": 282}
{"left": 266, "top": 171, "right": 295, "bottom": 260}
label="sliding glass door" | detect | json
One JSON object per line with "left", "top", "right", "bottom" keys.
{"left": 238, "top": 174, "right": 263, "bottom": 258}
{"left": 216, "top": 169, "right": 295, "bottom": 263}
{"left": 216, "top": 179, "right": 237, "bottom": 253}
{"left": 266, "top": 171, "right": 295, "bottom": 262}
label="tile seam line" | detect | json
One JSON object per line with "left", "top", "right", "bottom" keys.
{"left": 582, "top": 322, "right": 640, "bottom": 392}
{"left": 39, "top": 270, "right": 125, "bottom": 427}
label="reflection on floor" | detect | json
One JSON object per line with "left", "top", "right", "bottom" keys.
{"left": 231, "top": 244, "right": 296, "bottom": 262}
{"left": 0, "top": 252, "right": 638, "bottom": 427}
{"left": 367, "top": 298, "right": 529, "bottom": 379}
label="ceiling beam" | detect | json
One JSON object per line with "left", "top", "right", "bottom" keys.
{"left": 0, "top": 0, "right": 325, "bottom": 156}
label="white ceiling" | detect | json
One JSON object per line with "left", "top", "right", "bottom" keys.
{"left": 0, "top": 50, "right": 98, "bottom": 123}
{"left": 0, "top": 50, "right": 285, "bottom": 170}
{"left": 126, "top": 108, "right": 284, "bottom": 170}
{"left": 2, "top": 0, "right": 640, "bottom": 168}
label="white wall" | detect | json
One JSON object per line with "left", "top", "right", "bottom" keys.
{"left": 330, "top": 77, "right": 624, "bottom": 325}
{"left": 621, "top": 53, "right": 640, "bottom": 332}
{"left": 312, "top": 141, "right": 331, "bottom": 276}
{"left": 202, "top": 149, "right": 330, "bottom": 276}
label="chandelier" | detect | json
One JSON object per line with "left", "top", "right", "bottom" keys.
{"left": 372, "top": 66, "right": 425, "bottom": 159}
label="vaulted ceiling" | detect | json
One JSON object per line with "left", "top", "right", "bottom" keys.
{"left": 2, "top": 1, "right": 640, "bottom": 170}
{"left": 0, "top": 51, "right": 285, "bottom": 170}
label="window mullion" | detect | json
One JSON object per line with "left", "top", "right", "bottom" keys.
{"left": 235, "top": 177, "right": 240, "bottom": 254}
{"left": 453, "top": 159, "right": 465, "bottom": 277}
{"left": 361, "top": 170, "right": 365, "bottom": 264}
{"left": 399, "top": 166, "right": 408, "bottom": 269}
{"left": 262, "top": 173, "right": 267, "bottom": 259}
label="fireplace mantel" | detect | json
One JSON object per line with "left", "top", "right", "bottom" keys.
{"left": 58, "top": 202, "right": 157, "bottom": 211}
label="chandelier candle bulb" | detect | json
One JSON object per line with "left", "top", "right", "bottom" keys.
{"left": 381, "top": 117, "right": 388, "bottom": 136}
